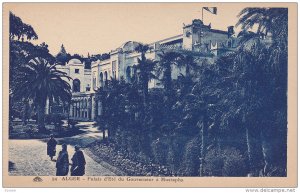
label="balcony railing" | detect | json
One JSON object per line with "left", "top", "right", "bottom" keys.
{"left": 158, "top": 43, "right": 214, "bottom": 57}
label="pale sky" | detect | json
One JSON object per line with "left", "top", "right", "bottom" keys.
{"left": 8, "top": 3, "right": 248, "bottom": 57}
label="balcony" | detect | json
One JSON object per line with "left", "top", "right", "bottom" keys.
{"left": 158, "top": 43, "right": 214, "bottom": 57}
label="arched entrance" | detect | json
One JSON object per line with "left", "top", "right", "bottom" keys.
{"left": 126, "top": 66, "right": 131, "bottom": 82}
{"left": 100, "top": 72, "right": 104, "bottom": 87}
{"left": 73, "top": 79, "right": 81, "bottom": 92}
{"left": 104, "top": 71, "right": 108, "bottom": 86}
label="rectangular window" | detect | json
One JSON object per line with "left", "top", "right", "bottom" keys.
{"left": 75, "top": 69, "right": 79, "bottom": 74}
{"left": 112, "top": 61, "right": 116, "bottom": 71}
{"left": 112, "top": 60, "right": 117, "bottom": 78}
{"left": 114, "top": 71, "right": 116, "bottom": 79}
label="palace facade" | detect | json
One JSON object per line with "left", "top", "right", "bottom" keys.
{"left": 52, "top": 19, "right": 239, "bottom": 121}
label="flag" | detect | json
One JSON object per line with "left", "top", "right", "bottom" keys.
{"left": 203, "top": 7, "right": 217, "bottom": 15}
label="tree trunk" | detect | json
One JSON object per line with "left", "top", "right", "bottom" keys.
{"left": 199, "top": 111, "right": 208, "bottom": 177}
{"left": 101, "top": 95, "right": 107, "bottom": 141}
{"left": 260, "top": 129, "right": 273, "bottom": 176}
{"left": 260, "top": 118, "right": 285, "bottom": 176}
{"left": 143, "top": 79, "right": 149, "bottom": 107}
{"left": 245, "top": 119, "right": 264, "bottom": 176}
{"left": 244, "top": 80, "right": 264, "bottom": 176}
{"left": 37, "top": 100, "right": 46, "bottom": 132}
{"left": 163, "top": 64, "right": 173, "bottom": 96}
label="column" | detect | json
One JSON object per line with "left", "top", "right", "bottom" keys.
{"left": 91, "top": 95, "right": 96, "bottom": 120}
{"left": 70, "top": 103, "right": 73, "bottom": 118}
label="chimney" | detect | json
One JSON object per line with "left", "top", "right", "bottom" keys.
{"left": 227, "top": 26, "right": 234, "bottom": 38}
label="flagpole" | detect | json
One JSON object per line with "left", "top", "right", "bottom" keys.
{"left": 202, "top": 7, "right": 204, "bottom": 23}
{"left": 200, "top": 7, "right": 203, "bottom": 46}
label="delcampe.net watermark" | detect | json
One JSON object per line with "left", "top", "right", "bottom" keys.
{"left": 245, "top": 188, "right": 296, "bottom": 193}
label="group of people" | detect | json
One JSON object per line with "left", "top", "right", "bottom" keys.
{"left": 47, "top": 134, "right": 86, "bottom": 176}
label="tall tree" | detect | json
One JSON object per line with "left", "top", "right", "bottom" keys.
{"left": 14, "top": 57, "right": 72, "bottom": 131}
{"left": 60, "top": 44, "right": 67, "bottom": 55}
{"left": 10, "top": 41, "right": 55, "bottom": 94}
{"left": 178, "top": 54, "right": 200, "bottom": 78}
{"left": 9, "top": 12, "right": 55, "bottom": 124}
{"left": 9, "top": 12, "right": 38, "bottom": 41}
{"left": 236, "top": 8, "right": 288, "bottom": 40}
{"left": 235, "top": 7, "right": 288, "bottom": 176}
{"left": 135, "top": 43, "right": 157, "bottom": 105}
{"left": 56, "top": 44, "right": 70, "bottom": 65}
{"left": 156, "top": 51, "right": 182, "bottom": 94}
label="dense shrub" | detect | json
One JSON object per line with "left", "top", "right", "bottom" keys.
{"left": 204, "top": 147, "right": 247, "bottom": 176}
{"left": 52, "top": 114, "right": 64, "bottom": 130}
{"left": 44, "top": 114, "right": 65, "bottom": 131}
{"left": 178, "top": 137, "right": 201, "bottom": 176}
{"left": 151, "top": 137, "right": 169, "bottom": 165}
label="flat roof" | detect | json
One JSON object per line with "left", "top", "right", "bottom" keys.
{"left": 149, "top": 34, "right": 183, "bottom": 45}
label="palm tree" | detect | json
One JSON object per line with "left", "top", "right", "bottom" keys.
{"left": 178, "top": 54, "right": 200, "bottom": 78}
{"left": 236, "top": 7, "right": 288, "bottom": 73}
{"left": 135, "top": 44, "right": 157, "bottom": 105}
{"left": 236, "top": 7, "right": 288, "bottom": 75}
{"left": 14, "top": 57, "right": 72, "bottom": 132}
{"left": 156, "top": 51, "right": 182, "bottom": 94}
{"left": 236, "top": 8, "right": 288, "bottom": 40}
{"left": 237, "top": 30, "right": 262, "bottom": 45}
{"left": 235, "top": 7, "right": 288, "bottom": 176}
{"left": 135, "top": 43, "right": 149, "bottom": 56}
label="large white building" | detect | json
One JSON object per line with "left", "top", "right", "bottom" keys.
{"left": 54, "top": 19, "right": 238, "bottom": 121}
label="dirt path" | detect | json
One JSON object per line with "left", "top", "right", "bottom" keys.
{"left": 9, "top": 122, "right": 116, "bottom": 176}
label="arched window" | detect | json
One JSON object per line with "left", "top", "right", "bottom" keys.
{"left": 73, "top": 102, "right": 76, "bottom": 117}
{"left": 104, "top": 71, "right": 108, "bottom": 86}
{"left": 74, "top": 102, "right": 78, "bottom": 117}
{"left": 87, "top": 99, "right": 90, "bottom": 109}
{"left": 132, "top": 65, "right": 138, "bottom": 81}
{"left": 73, "top": 79, "right": 81, "bottom": 92}
{"left": 126, "top": 66, "right": 131, "bottom": 82}
{"left": 84, "top": 99, "right": 87, "bottom": 108}
{"left": 100, "top": 72, "right": 103, "bottom": 87}
{"left": 112, "top": 61, "right": 117, "bottom": 79}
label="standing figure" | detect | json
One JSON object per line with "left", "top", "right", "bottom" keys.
{"left": 71, "top": 145, "right": 86, "bottom": 176}
{"left": 56, "top": 144, "right": 69, "bottom": 176}
{"left": 47, "top": 134, "right": 57, "bottom": 160}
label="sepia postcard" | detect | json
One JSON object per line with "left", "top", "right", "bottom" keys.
{"left": 2, "top": 2, "right": 298, "bottom": 188}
